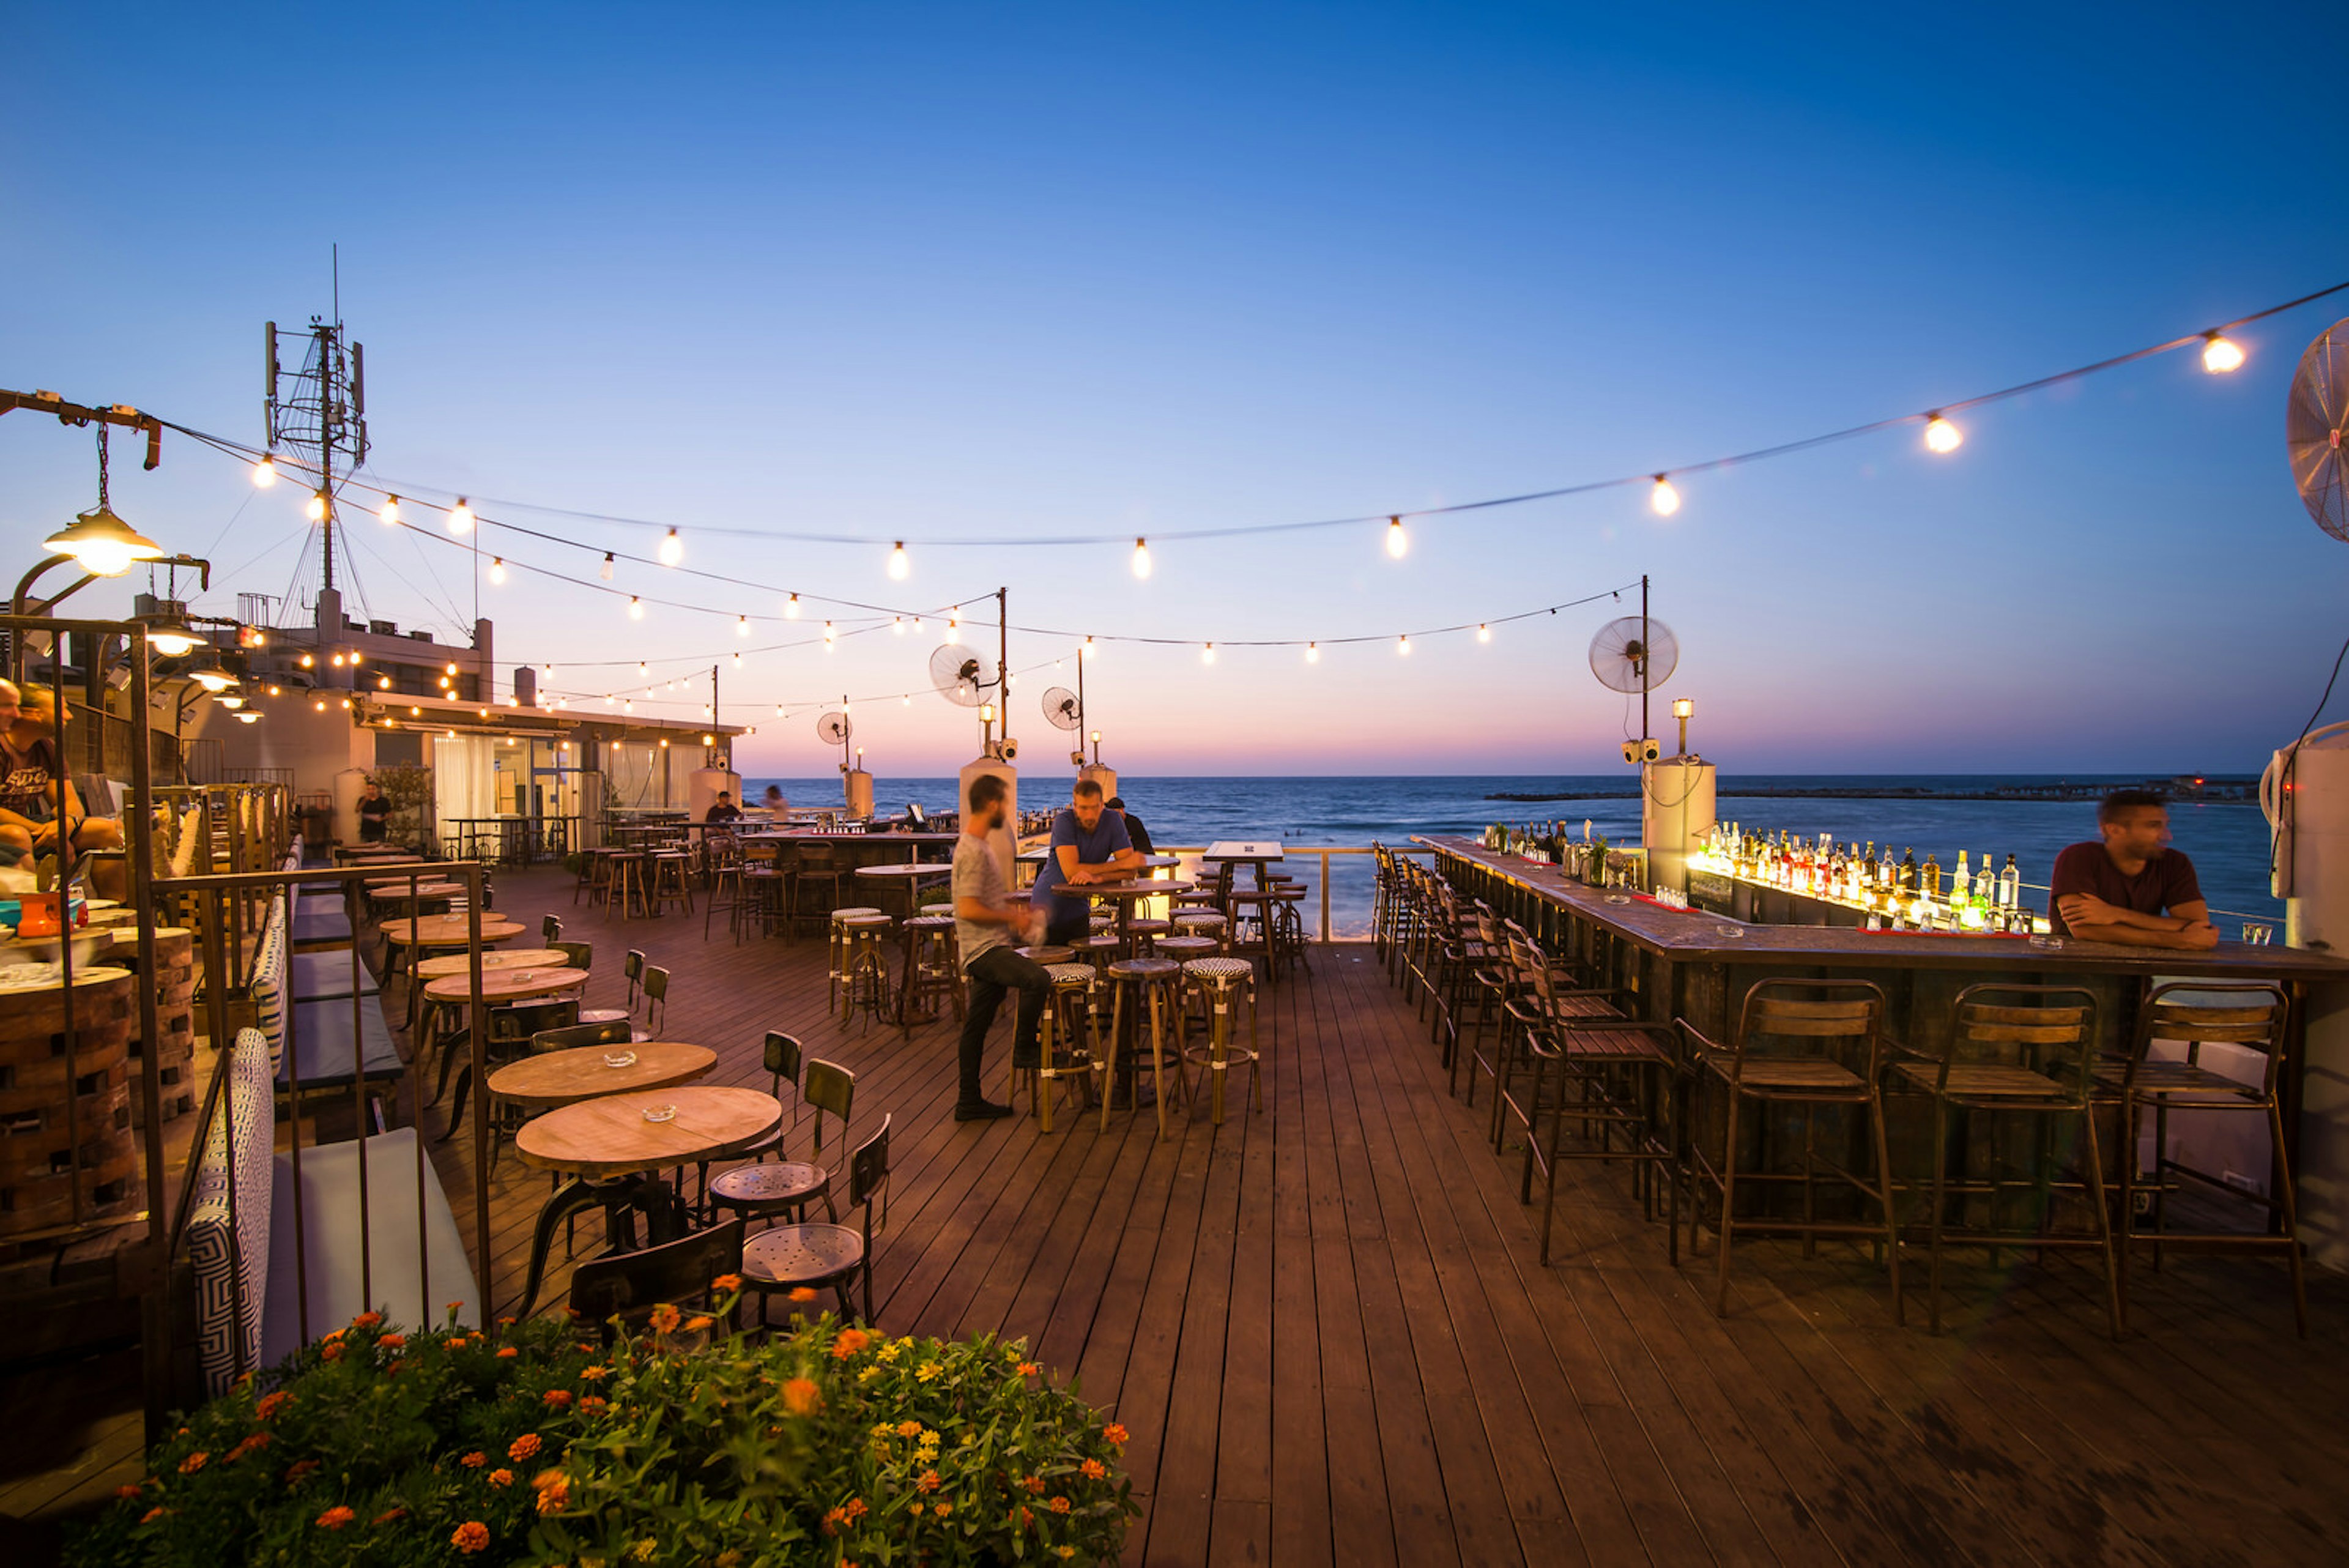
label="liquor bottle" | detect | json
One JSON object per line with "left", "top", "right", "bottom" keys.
{"left": 1998, "top": 853, "right": 2020, "bottom": 911}
{"left": 1951, "top": 851, "right": 1970, "bottom": 906}
{"left": 1899, "top": 847, "right": 1918, "bottom": 893}
{"left": 1973, "top": 852, "right": 1994, "bottom": 918}
{"left": 1921, "top": 853, "right": 1941, "bottom": 902}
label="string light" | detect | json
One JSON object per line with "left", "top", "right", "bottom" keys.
{"left": 1649, "top": 476, "right": 1680, "bottom": 516}
{"left": 251, "top": 455, "right": 278, "bottom": 488}
{"left": 298, "top": 652, "right": 314, "bottom": 669}
{"left": 823, "top": 620, "right": 836, "bottom": 645}
{"left": 1923, "top": 413, "right": 1963, "bottom": 454}
{"left": 330, "top": 652, "right": 345, "bottom": 667}
{"left": 1082, "top": 636, "right": 1096, "bottom": 658}
{"left": 732, "top": 652, "right": 742, "bottom": 669}
{"left": 725, "top": 614, "right": 744, "bottom": 637}
{"left": 892, "top": 615, "right": 906, "bottom": 634}
{"left": 1202, "top": 642, "right": 1215, "bottom": 664}
{"left": 1477, "top": 623, "right": 1491, "bottom": 642}
{"left": 305, "top": 489, "right": 329, "bottom": 521}
{"left": 448, "top": 497, "right": 474, "bottom": 534}
{"left": 888, "top": 541, "right": 910, "bottom": 580}
{"left": 1132, "top": 538, "right": 1152, "bottom": 579}
{"left": 946, "top": 615, "right": 960, "bottom": 644}
{"left": 628, "top": 596, "right": 645, "bottom": 620}
{"left": 489, "top": 557, "right": 508, "bottom": 585}
{"left": 379, "top": 494, "right": 400, "bottom": 525}
{"left": 446, "top": 663, "right": 459, "bottom": 675}
{"left": 1385, "top": 516, "right": 1408, "bottom": 559}
{"left": 637, "top": 661, "right": 649, "bottom": 676}
{"left": 1305, "top": 642, "right": 1319, "bottom": 663}
{"left": 2202, "top": 332, "right": 2244, "bottom": 373}
{"left": 785, "top": 593, "right": 801, "bottom": 618}
{"left": 1397, "top": 634, "right": 1411, "bottom": 655}
{"left": 658, "top": 527, "right": 683, "bottom": 567}
{"left": 599, "top": 552, "right": 615, "bottom": 581}
{"left": 902, "top": 694, "right": 911, "bottom": 705}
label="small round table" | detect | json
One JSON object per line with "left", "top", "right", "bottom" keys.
{"left": 486, "top": 1041, "right": 716, "bottom": 1110}
{"left": 380, "top": 915, "right": 525, "bottom": 948}
{"left": 511, "top": 1085, "right": 782, "bottom": 1315}
{"left": 412, "top": 947, "right": 571, "bottom": 979}
{"left": 853, "top": 861, "right": 953, "bottom": 918}
{"left": 421, "top": 965, "right": 590, "bottom": 1005}
{"left": 1083, "top": 879, "right": 1193, "bottom": 947}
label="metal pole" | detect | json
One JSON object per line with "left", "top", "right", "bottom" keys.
{"left": 1640, "top": 573, "right": 1650, "bottom": 746}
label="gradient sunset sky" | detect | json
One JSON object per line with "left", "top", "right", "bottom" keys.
{"left": 6, "top": 2, "right": 2347, "bottom": 776}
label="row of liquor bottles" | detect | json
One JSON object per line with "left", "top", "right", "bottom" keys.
{"left": 1692, "top": 826, "right": 2040, "bottom": 934}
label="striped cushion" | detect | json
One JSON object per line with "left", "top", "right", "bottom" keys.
{"left": 1184, "top": 957, "right": 1255, "bottom": 981}
{"left": 1044, "top": 964, "right": 1097, "bottom": 986}
{"left": 189, "top": 1028, "right": 275, "bottom": 1395}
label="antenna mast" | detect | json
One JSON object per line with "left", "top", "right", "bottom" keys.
{"left": 264, "top": 245, "right": 369, "bottom": 600}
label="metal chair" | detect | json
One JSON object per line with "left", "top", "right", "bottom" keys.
{"left": 1181, "top": 956, "right": 1260, "bottom": 1125}
{"left": 740, "top": 1115, "right": 891, "bottom": 1324}
{"left": 569, "top": 1218, "right": 746, "bottom": 1344}
{"left": 1680, "top": 979, "right": 1904, "bottom": 1321}
{"left": 1102, "top": 956, "right": 1190, "bottom": 1140}
{"left": 2103, "top": 981, "right": 2306, "bottom": 1336}
{"left": 642, "top": 964, "right": 671, "bottom": 1036}
{"left": 623, "top": 948, "right": 647, "bottom": 1012}
{"left": 707, "top": 1034, "right": 834, "bottom": 1229}
{"left": 542, "top": 913, "right": 563, "bottom": 944}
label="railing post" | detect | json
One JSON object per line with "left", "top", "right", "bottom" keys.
{"left": 1320, "top": 850, "right": 1332, "bottom": 943}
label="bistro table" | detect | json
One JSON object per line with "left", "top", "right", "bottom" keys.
{"left": 380, "top": 915, "right": 526, "bottom": 948}
{"left": 1202, "top": 840, "right": 1284, "bottom": 888}
{"left": 411, "top": 947, "right": 570, "bottom": 979}
{"left": 1083, "top": 879, "right": 1194, "bottom": 949}
{"left": 486, "top": 1040, "right": 716, "bottom": 1110}
{"left": 511, "top": 1084, "right": 782, "bottom": 1313}
{"left": 854, "top": 861, "right": 954, "bottom": 918}
{"left": 365, "top": 880, "right": 466, "bottom": 906}
{"left": 420, "top": 965, "right": 590, "bottom": 1006}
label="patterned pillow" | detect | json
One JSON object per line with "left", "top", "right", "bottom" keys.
{"left": 251, "top": 902, "right": 288, "bottom": 1074}
{"left": 188, "top": 1028, "right": 275, "bottom": 1396}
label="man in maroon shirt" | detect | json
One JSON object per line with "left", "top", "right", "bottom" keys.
{"left": 2047, "top": 790, "right": 2216, "bottom": 949}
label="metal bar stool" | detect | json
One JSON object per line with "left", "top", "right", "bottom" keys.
{"left": 899, "top": 914, "right": 964, "bottom": 1028}
{"left": 1181, "top": 956, "right": 1260, "bottom": 1125}
{"left": 1008, "top": 962, "right": 1100, "bottom": 1132}
{"left": 837, "top": 912, "right": 896, "bottom": 1033}
{"left": 1102, "top": 956, "right": 1190, "bottom": 1140}
{"left": 1171, "top": 911, "right": 1228, "bottom": 951}
{"left": 827, "top": 907, "right": 883, "bottom": 1014}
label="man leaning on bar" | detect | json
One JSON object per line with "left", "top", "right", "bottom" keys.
{"left": 1034, "top": 778, "right": 1141, "bottom": 946}
{"left": 2048, "top": 789, "right": 2218, "bottom": 950}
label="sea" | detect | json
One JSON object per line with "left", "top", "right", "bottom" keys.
{"left": 737, "top": 774, "right": 2280, "bottom": 940}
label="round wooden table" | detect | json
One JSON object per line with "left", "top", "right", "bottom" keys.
{"left": 855, "top": 861, "right": 953, "bottom": 921}
{"left": 379, "top": 916, "right": 526, "bottom": 947}
{"left": 486, "top": 1041, "right": 716, "bottom": 1110}
{"left": 366, "top": 882, "right": 466, "bottom": 903}
{"left": 1083, "top": 879, "right": 1193, "bottom": 945}
{"left": 421, "top": 965, "right": 590, "bottom": 1005}
{"left": 412, "top": 947, "right": 570, "bottom": 979}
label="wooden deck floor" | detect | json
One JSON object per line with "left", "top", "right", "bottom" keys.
{"left": 13, "top": 863, "right": 2349, "bottom": 1565}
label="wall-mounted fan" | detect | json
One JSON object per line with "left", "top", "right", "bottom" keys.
{"left": 1042, "top": 685, "right": 1084, "bottom": 764}
{"left": 816, "top": 710, "right": 853, "bottom": 773}
{"left": 2289, "top": 316, "right": 2349, "bottom": 541}
{"left": 930, "top": 645, "right": 987, "bottom": 707}
{"left": 1589, "top": 615, "right": 1678, "bottom": 693}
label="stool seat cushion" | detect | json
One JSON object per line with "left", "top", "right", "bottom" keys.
{"left": 829, "top": 907, "right": 882, "bottom": 921}
{"left": 1109, "top": 957, "right": 1182, "bottom": 979}
{"left": 1044, "top": 963, "right": 1099, "bottom": 986}
{"left": 1154, "top": 936, "right": 1220, "bottom": 956}
{"left": 1184, "top": 957, "right": 1256, "bottom": 981}
{"left": 1017, "top": 946, "right": 1075, "bottom": 964}
{"left": 839, "top": 914, "right": 894, "bottom": 929}
{"left": 711, "top": 1160, "right": 829, "bottom": 1210}
{"left": 741, "top": 1222, "right": 865, "bottom": 1288}
{"left": 1173, "top": 913, "right": 1227, "bottom": 927}
{"left": 905, "top": 915, "right": 956, "bottom": 929}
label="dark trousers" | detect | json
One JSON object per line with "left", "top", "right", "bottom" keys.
{"left": 961, "top": 946, "right": 1050, "bottom": 1102}
{"left": 1044, "top": 908, "right": 1092, "bottom": 947}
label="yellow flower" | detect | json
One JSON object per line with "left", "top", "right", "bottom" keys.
{"left": 915, "top": 1361, "right": 941, "bottom": 1383}
{"left": 630, "top": 1539, "right": 658, "bottom": 1561}
{"left": 857, "top": 1365, "right": 881, "bottom": 1383}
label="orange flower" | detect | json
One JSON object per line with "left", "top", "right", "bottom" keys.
{"left": 377, "top": 1334, "right": 406, "bottom": 1350}
{"left": 579, "top": 1396, "right": 609, "bottom": 1415}
{"left": 508, "top": 1433, "right": 542, "bottom": 1462}
{"left": 255, "top": 1391, "right": 294, "bottom": 1421}
{"left": 844, "top": 1498, "right": 868, "bottom": 1521}
{"left": 544, "top": 1389, "right": 574, "bottom": 1408}
{"left": 831, "top": 1328, "right": 871, "bottom": 1359}
{"left": 315, "top": 1505, "right": 357, "bottom": 1529}
{"left": 684, "top": 1315, "right": 713, "bottom": 1334}
{"left": 351, "top": 1312, "right": 383, "bottom": 1331}
{"left": 1019, "top": 1361, "right": 1042, "bottom": 1376}
{"left": 495, "top": 1347, "right": 519, "bottom": 1359}
{"left": 580, "top": 1364, "right": 611, "bottom": 1381}
{"left": 371, "top": 1507, "right": 407, "bottom": 1525}
{"left": 1050, "top": 1496, "right": 1072, "bottom": 1514}
{"left": 226, "top": 1433, "right": 272, "bottom": 1463}
{"left": 1102, "top": 1422, "right": 1129, "bottom": 1447}
{"left": 917, "top": 1469, "right": 941, "bottom": 1493}
{"left": 488, "top": 1468, "right": 514, "bottom": 1488}
{"left": 284, "top": 1459, "right": 321, "bottom": 1484}
{"left": 451, "top": 1520, "right": 490, "bottom": 1553}
{"left": 1081, "top": 1457, "right": 1108, "bottom": 1480}
{"left": 178, "top": 1451, "right": 208, "bottom": 1474}
{"left": 711, "top": 1273, "right": 743, "bottom": 1292}
{"left": 1023, "top": 1475, "right": 1045, "bottom": 1495}
{"left": 319, "top": 1342, "right": 344, "bottom": 1362}
{"left": 896, "top": 1420, "right": 923, "bottom": 1438}
{"left": 646, "top": 1303, "right": 681, "bottom": 1334}
{"left": 782, "top": 1377, "right": 821, "bottom": 1416}
{"left": 460, "top": 1451, "right": 487, "bottom": 1468}
{"left": 140, "top": 1506, "right": 169, "bottom": 1525}
{"left": 533, "top": 1471, "right": 570, "bottom": 1515}
{"left": 447, "top": 1300, "right": 466, "bottom": 1315}
{"left": 788, "top": 1287, "right": 817, "bottom": 1303}
{"left": 115, "top": 1484, "right": 142, "bottom": 1500}
{"left": 935, "top": 1501, "right": 952, "bottom": 1518}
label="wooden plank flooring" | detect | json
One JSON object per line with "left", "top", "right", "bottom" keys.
{"left": 12, "top": 862, "right": 2349, "bottom": 1566}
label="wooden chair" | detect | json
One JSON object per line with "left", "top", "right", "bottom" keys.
{"left": 1679, "top": 979, "right": 1902, "bottom": 1321}
{"left": 623, "top": 948, "right": 646, "bottom": 1012}
{"left": 541, "top": 913, "right": 563, "bottom": 944}
{"left": 740, "top": 1115, "right": 891, "bottom": 1323}
{"left": 2102, "top": 981, "right": 2306, "bottom": 1336}
{"left": 642, "top": 964, "right": 671, "bottom": 1036}
{"left": 569, "top": 1218, "right": 746, "bottom": 1344}
{"left": 1883, "top": 984, "right": 2117, "bottom": 1336}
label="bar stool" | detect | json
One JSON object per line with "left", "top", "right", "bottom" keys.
{"left": 899, "top": 915, "right": 963, "bottom": 1027}
{"left": 1171, "top": 911, "right": 1228, "bottom": 951}
{"left": 607, "top": 851, "right": 651, "bottom": 921}
{"left": 1009, "top": 962, "right": 1100, "bottom": 1132}
{"left": 1266, "top": 886, "right": 1309, "bottom": 977}
{"left": 1181, "top": 956, "right": 1260, "bottom": 1125}
{"left": 1103, "top": 956, "right": 1189, "bottom": 1140}
{"left": 648, "top": 850, "right": 695, "bottom": 918}
{"left": 1124, "top": 917, "right": 1171, "bottom": 956}
{"left": 2101, "top": 981, "right": 2305, "bottom": 1336}
{"left": 827, "top": 907, "right": 883, "bottom": 1014}
{"left": 572, "top": 847, "right": 606, "bottom": 907}
{"left": 837, "top": 913, "right": 896, "bottom": 1031}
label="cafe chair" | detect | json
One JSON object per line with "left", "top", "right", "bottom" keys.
{"left": 440, "top": 997, "right": 582, "bottom": 1162}
{"left": 530, "top": 1017, "right": 638, "bottom": 1255}
{"left": 1882, "top": 984, "right": 2117, "bottom": 1336}
{"left": 623, "top": 948, "right": 647, "bottom": 1013}
{"left": 570, "top": 1218, "right": 747, "bottom": 1345}
{"left": 642, "top": 964, "right": 672, "bottom": 1036}
{"left": 2102, "top": 981, "right": 2306, "bottom": 1337}
{"left": 542, "top": 913, "right": 563, "bottom": 944}
{"left": 1680, "top": 978, "right": 1904, "bottom": 1322}
{"left": 706, "top": 1035, "right": 834, "bottom": 1230}
{"left": 740, "top": 1115, "right": 891, "bottom": 1325}
{"left": 1011, "top": 963, "right": 1102, "bottom": 1132}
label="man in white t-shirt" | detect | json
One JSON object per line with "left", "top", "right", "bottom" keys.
{"left": 951, "top": 773, "right": 1045, "bottom": 1122}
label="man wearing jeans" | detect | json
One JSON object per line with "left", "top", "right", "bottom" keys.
{"left": 952, "top": 773, "right": 1046, "bottom": 1122}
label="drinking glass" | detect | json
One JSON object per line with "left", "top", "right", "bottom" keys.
{"left": 2241, "top": 923, "right": 2274, "bottom": 946}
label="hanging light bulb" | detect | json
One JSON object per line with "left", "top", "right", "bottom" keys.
{"left": 888, "top": 541, "right": 910, "bottom": 580}
{"left": 1132, "top": 538, "right": 1152, "bottom": 579}
{"left": 1202, "top": 642, "right": 1215, "bottom": 664}
{"left": 732, "top": 651, "right": 742, "bottom": 669}
{"left": 448, "top": 497, "right": 474, "bottom": 533}
{"left": 1082, "top": 636, "right": 1096, "bottom": 658}
{"left": 945, "top": 614, "right": 960, "bottom": 644}
{"left": 377, "top": 674, "right": 392, "bottom": 689}
{"left": 251, "top": 455, "right": 278, "bottom": 489}
{"left": 785, "top": 592, "right": 801, "bottom": 619}
{"left": 2202, "top": 332, "right": 2244, "bottom": 373}
{"left": 892, "top": 615, "right": 906, "bottom": 635}
{"left": 446, "top": 662, "right": 459, "bottom": 675}
{"left": 637, "top": 661, "right": 648, "bottom": 676}
{"left": 330, "top": 652, "right": 346, "bottom": 668}
{"left": 607, "top": 694, "right": 618, "bottom": 707}
{"left": 1385, "top": 515, "right": 1408, "bottom": 559}
{"left": 299, "top": 652, "right": 315, "bottom": 669}
{"left": 1305, "top": 642, "right": 1319, "bottom": 663}
{"left": 1923, "top": 413, "right": 1963, "bottom": 454}
{"left": 658, "top": 527, "right": 683, "bottom": 566}
{"left": 823, "top": 620, "right": 836, "bottom": 645}
{"left": 628, "top": 596, "right": 645, "bottom": 620}
{"left": 599, "top": 551, "right": 615, "bottom": 581}
{"left": 911, "top": 616, "right": 923, "bottom": 633}
{"left": 379, "top": 494, "right": 400, "bottom": 525}
{"left": 1649, "top": 475, "right": 1681, "bottom": 516}
{"left": 1478, "top": 623, "right": 1492, "bottom": 642}
{"left": 902, "top": 694, "right": 911, "bottom": 705}
{"left": 1397, "top": 634, "right": 1411, "bottom": 655}
{"left": 488, "top": 557, "right": 508, "bottom": 585}
{"left": 304, "top": 489, "right": 329, "bottom": 522}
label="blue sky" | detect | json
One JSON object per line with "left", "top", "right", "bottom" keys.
{"left": 5, "top": 2, "right": 2346, "bottom": 776}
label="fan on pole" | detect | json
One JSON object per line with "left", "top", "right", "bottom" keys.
{"left": 816, "top": 710, "right": 852, "bottom": 774}
{"left": 2289, "top": 316, "right": 2349, "bottom": 542}
{"left": 1589, "top": 586, "right": 1677, "bottom": 765}
{"left": 1042, "top": 685, "right": 1083, "bottom": 764}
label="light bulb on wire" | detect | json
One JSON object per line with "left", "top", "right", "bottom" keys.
{"left": 1132, "top": 538, "right": 1152, "bottom": 579}
{"left": 785, "top": 593, "right": 801, "bottom": 619}
{"left": 305, "top": 489, "right": 328, "bottom": 522}
{"left": 892, "top": 615, "right": 906, "bottom": 635}
{"left": 1385, "top": 516, "right": 1408, "bottom": 559}
{"left": 888, "top": 541, "right": 910, "bottom": 580}
{"left": 628, "top": 596, "right": 645, "bottom": 620}
{"left": 1923, "top": 413, "right": 1963, "bottom": 454}
{"left": 1397, "top": 634, "right": 1411, "bottom": 656}
{"left": 1305, "top": 642, "right": 1319, "bottom": 663}
{"left": 1477, "top": 623, "right": 1491, "bottom": 643}
{"left": 946, "top": 615, "right": 960, "bottom": 644}
{"left": 658, "top": 527, "right": 683, "bottom": 566}
{"left": 736, "top": 615, "right": 750, "bottom": 637}
{"left": 2202, "top": 332, "right": 2244, "bottom": 373}
{"left": 379, "top": 494, "right": 401, "bottom": 526}
{"left": 1649, "top": 475, "right": 1680, "bottom": 516}
{"left": 251, "top": 455, "right": 278, "bottom": 489}
{"left": 448, "top": 497, "right": 474, "bottom": 533}
{"left": 488, "top": 557, "right": 507, "bottom": 585}
{"left": 599, "top": 552, "right": 615, "bottom": 581}
{"left": 1201, "top": 642, "right": 1215, "bottom": 665}
{"left": 823, "top": 620, "right": 835, "bottom": 645}
{"left": 1082, "top": 636, "right": 1096, "bottom": 659}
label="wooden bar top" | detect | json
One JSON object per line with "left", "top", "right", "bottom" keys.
{"left": 1418, "top": 836, "right": 2349, "bottom": 981}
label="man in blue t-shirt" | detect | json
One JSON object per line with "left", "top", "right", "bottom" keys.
{"left": 1034, "top": 778, "right": 1141, "bottom": 945}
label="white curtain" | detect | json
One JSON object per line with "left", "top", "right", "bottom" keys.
{"left": 431, "top": 735, "right": 497, "bottom": 833}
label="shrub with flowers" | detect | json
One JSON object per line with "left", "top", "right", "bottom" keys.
{"left": 70, "top": 1289, "right": 1135, "bottom": 1566}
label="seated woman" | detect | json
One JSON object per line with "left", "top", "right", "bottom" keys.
{"left": 0, "top": 680, "right": 126, "bottom": 898}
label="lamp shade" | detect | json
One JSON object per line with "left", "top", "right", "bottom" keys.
{"left": 44, "top": 504, "right": 163, "bottom": 578}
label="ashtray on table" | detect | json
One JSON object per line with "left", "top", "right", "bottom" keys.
{"left": 603, "top": 1050, "right": 639, "bottom": 1069}
{"left": 641, "top": 1103, "right": 677, "bottom": 1123}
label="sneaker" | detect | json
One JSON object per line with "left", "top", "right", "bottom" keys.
{"left": 955, "top": 1099, "right": 1015, "bottom": 1122}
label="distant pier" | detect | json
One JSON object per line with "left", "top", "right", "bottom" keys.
{"left": 1487, "top": 776, "right": 2258, "bottom": 805}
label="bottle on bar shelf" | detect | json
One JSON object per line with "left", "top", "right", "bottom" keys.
{"left": 1951, "top": 850, "right": 1970, "bottom": 907}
